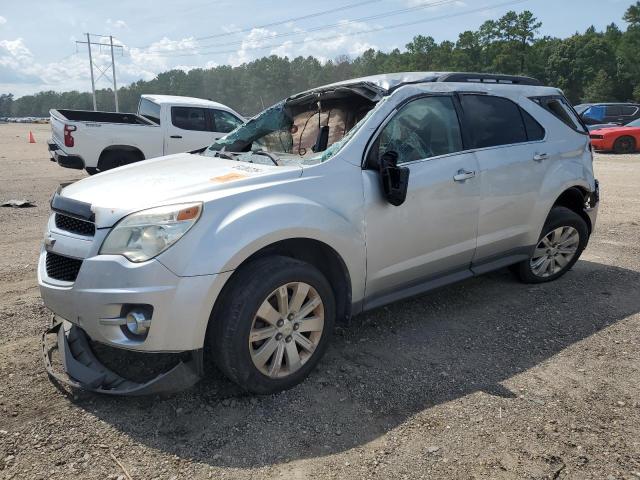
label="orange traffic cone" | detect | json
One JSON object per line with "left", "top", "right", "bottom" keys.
{"left": 28, "top": 131, "right": 36, "bottom": 143}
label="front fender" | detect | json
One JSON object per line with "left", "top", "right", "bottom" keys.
{"left": 158, "top": 192, "right": 367, "bottom": 303}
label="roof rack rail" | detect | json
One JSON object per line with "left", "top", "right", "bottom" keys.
{"left": 437, "top": 73, "right": 543, "bottom": 86}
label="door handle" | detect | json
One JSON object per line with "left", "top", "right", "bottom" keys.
{"left": 453, "top": 169, "right": 476, "bottom": 182}
{"left": 533, "top": 153, "right": 549, "bottom": 162}
{"left": 170, "top": 135, "right": 182, "bottom": 139}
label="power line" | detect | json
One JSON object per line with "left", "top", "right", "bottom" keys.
{"left": 139, "top": 0, "right": 530, "bottom": 59}
{"left": 134, "top": 0, "right": 384, "bottom": 49}
{"left": 137, "top": 0, "right": 462, "bottom": 53}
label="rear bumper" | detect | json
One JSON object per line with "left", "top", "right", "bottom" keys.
{"left": 48, "top": 140, "right": 85, "bottom": 169}
{"left": 585, "top": 179, "right": 600, "bottom": 233}
{"left": 42, "top": 319, "right": 201, "bottom": 395}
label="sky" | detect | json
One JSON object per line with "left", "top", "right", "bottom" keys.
{"left": 0, "top": 0, "right": 635, "bottom": 97}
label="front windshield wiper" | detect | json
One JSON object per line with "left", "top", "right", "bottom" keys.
{"left": 252, "top": 150, "right": 280, "bottom": 166}
{"left": 212, "top": 151, "right": 237, "bottom": 160}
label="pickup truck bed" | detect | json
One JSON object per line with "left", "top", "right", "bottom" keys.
{"left": 53, "top": 109, "right": 153, "bottom": 125}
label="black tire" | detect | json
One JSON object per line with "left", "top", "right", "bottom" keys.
{"left": 512, "top": 206, "right": 589, "bottom": 284}
{"left": 97, "top": 150, "right": 140, "bottom": 172}
{"left": 85, "top": 167, "right": 99, "bottom": 175}
{"left": 613, "top": 136, "right": 636, "bottom": 154}
{"left": 209, "top": 255, "right": 335, "bottom": 394}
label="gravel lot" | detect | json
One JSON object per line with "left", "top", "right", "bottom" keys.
{"left": 0, "top": 123, "right": 639, "bottom": 479}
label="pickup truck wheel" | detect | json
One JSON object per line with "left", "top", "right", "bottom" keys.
{"left": 210, "top": 256, "right": 335, "bottom": 394}
{"left": 512, "top": 206, "right": 588, "bottom": 284}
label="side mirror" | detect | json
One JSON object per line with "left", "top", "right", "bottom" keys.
{"left": 379, "top": 151, "right": 410, "bottom": 206}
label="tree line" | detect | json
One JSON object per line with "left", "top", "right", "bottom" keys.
{"left": 2, "top": 2, "right": 640, "bottom": 118}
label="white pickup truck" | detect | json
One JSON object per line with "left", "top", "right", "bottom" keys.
{"left": 48, "top": 95, "right": 244, "bottom": 174}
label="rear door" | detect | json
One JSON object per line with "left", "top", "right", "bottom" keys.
{"left": 164, "top": 106, "right": 219, "bottom": 155}
{"left": 459, "top": 94, "right": 549, "bottom": 268}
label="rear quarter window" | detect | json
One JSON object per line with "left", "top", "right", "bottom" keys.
{"left": 531, "top": 96, "right": 587, "bottom": 134}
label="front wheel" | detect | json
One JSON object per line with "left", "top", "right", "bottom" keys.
{"left": 512, "top": 206, "right": 589, "bottom": 284}
{"left": 613, "top": 136, "right": 636, "bottom": 154}
{"left": 209, "top": 256, "right": 335, "bottom": 394}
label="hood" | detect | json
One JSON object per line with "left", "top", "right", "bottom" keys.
{"left": 59, "top": 152, "right": 302, "bottom": 227}
{"left": 591, "top": 126, "right": 639, "bottom": 135}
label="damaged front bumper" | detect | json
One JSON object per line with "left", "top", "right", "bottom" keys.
{"left": 42, "top": 319, "right": 202, "bottom": 396}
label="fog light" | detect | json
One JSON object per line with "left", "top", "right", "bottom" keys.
{"left": 126, "top": 310, "right": 151, "bottom": 336}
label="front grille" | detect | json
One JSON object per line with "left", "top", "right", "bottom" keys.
{"left": 46, "top": 252, "right": 83, "bottom": 282}
{"left": 55, "top": 213, "right": 95, "bottom": 236}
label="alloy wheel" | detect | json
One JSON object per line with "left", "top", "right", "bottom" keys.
{"left": 249, "top": 282, "right": 324, "bottom": 378}
{"left": 530, "top": 226, "right": 580, "bottom": 278}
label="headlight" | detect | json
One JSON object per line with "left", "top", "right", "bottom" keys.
{"left": 100, "top": 203, "right": 202, "bottom": 262}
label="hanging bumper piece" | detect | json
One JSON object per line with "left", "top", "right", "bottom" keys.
{"left": 41, "top": 319, "right": 201, "bottom": 396}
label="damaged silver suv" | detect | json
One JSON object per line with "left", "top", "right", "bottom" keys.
{"left": 39, "top": 72, "right": 599, "bottom": 395}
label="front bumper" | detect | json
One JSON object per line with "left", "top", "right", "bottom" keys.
{"left": 42, "top": 319, "right": 201, "bottom": 395}
{"left": 589, "top": 138, "right": 612, "bottom": 152}
{"left": 38, "top": 246, "right": 231, "bottom": 352}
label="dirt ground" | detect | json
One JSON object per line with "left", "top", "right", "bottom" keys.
{"left": 0, "top": 122, "right": 639, "bottom": 480}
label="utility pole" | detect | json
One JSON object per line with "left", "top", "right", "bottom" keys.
{"left": 109, "top": 36, "right": 119, "bottom": 112}
{"left": 76, "top": 33, "right": 123, "bottom": 111}
{"left": 86, "top": 33, "right": 97, "bottom": 111}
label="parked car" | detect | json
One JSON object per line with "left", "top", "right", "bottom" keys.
{"left": 48, "top": 95, "right": 244, "bottom": 174}
{"left": 575, "top": 102, "right": 640, "bottom": 126}
{"left": 39, "top": 72, "right": 599, "bottom": 396}
{"left": 587, "top": 123, "right": 618, "bottom": 132}
{"left": 589, "top": 118, "right": 640, "bottom": 153}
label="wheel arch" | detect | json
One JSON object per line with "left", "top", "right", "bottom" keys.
{"left": 97, "top": 145, "right": 145, "bottom": 170}
{"left": 211, "top": 237, "right": 353, "bottom": 327}
{"left": 552, "top": 186, "right": 592, "bottom": 233}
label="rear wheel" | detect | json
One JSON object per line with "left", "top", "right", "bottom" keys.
{"left": 613, "top": 136, "right": 636, "bottom": 154}
{"left": 512, "top": 206, "right": 589, "bottom": 284}
{"left": 210, "top": 256, "right": 335, "bottom": 394}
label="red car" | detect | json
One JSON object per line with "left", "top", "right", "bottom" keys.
{"left": 590, "top": 118, "right": 640, "bottom": 154}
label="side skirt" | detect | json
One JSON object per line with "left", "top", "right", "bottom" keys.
{"left": 361, "top": 246, "right": 534, "bottom": 313}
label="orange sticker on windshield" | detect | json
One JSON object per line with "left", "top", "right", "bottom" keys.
{"left": 211, "top": 172, "right": 248, "bottom": 183}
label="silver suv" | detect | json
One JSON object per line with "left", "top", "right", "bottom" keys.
{"left": 39, "top": 72, "right": 599, "bottom": 395}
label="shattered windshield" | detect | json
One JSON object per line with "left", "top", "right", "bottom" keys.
{"left": 203, "top": 92, "right": 377, "bottom": 166}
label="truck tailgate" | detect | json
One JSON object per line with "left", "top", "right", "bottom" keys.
{"left": 49, "top": 111, "right": 68, "bottom": 146}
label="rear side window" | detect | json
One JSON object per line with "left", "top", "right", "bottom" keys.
{"left": 460, "top": 95, "right": 527, "bottom": 148}
{"left": 622, "top": 105, "right": 638, "bottom": 116}
{"left": 138, "top": 98, "right": 161, "bottom": 124}
{"left": 606, "top": 105, "right": 622, "bottom": 116}
{"left": 171, "top": 107, "right": 208, "bottom": 131}
{"left": 521, "top": 109, "right": 545, "bottom": 141}
{"left": 532, "top": 96, "right": 587, "bottom": 134}
{"left": 212, "top": 109, "right": 243, "bottom": 133}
